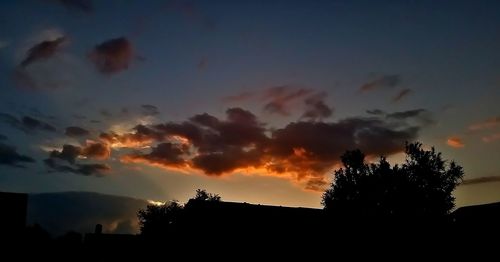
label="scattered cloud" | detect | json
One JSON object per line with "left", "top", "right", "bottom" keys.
{"left": 0, "top": 143, "right": 35, "bottom": 168}
{"left": 89, "top": 37, "right": 134, "bottom": 74}
{"left": 392, "top": 88, "right": 412, "bottom": 102}
{"left": 224, "top": 86, "right": 333, "bottom": 119}
{"left": 65, "top": 126, "right": 90, "bottom": 137}
{"left": 359, "top": 74, "right": 400, "bottom": 92}
{"left": 263, "top": 86, "right": 315, "bottom": 116}
{"left": 141, "top": 104, "right": 160, "bottom": 116}
{"left": 386, "top": 109, "right": 434, "bottom": 126}
{"left": 447, "top": 136, "right": 465, "bottom": 148}
{"left": 0, "top": 113, "right": 56, "bottom": 133}
{"left": 461, "top": 176, "right": 500, "bottom": 186}
{"left": 19, "top": 37, "right": 67, "bottom": 67}
{"left": 301, "top": 92, "right": 333, "bottom": 121}
{"left": 468, "top": 116, "right": 500, "bottom": 131}
{"left": 482, "top": 133, "right": 500, "bottom": 143}
{"left": 53, "top": 0, "right": 94, "bottom": 13}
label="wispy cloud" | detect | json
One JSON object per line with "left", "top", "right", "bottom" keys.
{"left": 0, "top": 113, "right": 57, "bottom": 134}
{"left": 482, "top": 133, "right": 500, "bottom": 143}
{"left": 0, "top": 143, "right": 35, "bottom": 168}
{"left": 392, "top": 88, "right": 412, "bottom": 102}
{"left": 469, "top": 116, "right": 500, "bottom": 131}
{"left": 19, "top": 37, "right": 67, "bottom": 68}
{"left": 359, "top": 74, "right": 400, "bottom": 92}
{"left": 462, "top": 176, "right": 500, "bottom": 185}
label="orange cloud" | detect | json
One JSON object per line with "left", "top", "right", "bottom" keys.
{"left": 82, "top": 141, "right": 111, "bottom": 160}
{"left": 111, "top": 108, "right": 421, "bottom": 191}
{"left": 447, "top": 136, "right": 464, "bottom": 148}
{"left": 482, "top": 133, "right": 500, "bottom": 143}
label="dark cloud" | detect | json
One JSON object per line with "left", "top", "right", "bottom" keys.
{"left": 366, "top": 109, "right": 385, "bottom": 115}
{"left": 392, "top": 88, "right": 413, "bottom": 102}
{"left": 81, "top": 142, "right": 111, "bottom": 160}
{"left": 45, "top": 142, "right": 111, "bottom": 176}
{"left": 141, "top": 104, "right": 160, "bottom": 116}
{"left": 65, "top": 126, "right": 90, "bottom": 137}
{"left": 263, "top": 86, "right": 315, "bottom": 116}
{"left": 0, "top": 134, "right": 6, "bottom": 140}
{"left": 387, "top": 109, "right": 434, "bottom": 126}
{"left": 44, "top": 158, "right": 110, "bottom": 176}
{"left": 386, "top": 109, "right": 427, "bottom": 120}
{"left": 89, "top": 37, "right": 134, "bottom": 74}
{"left": 360, "top": 75, "right": 400, "bottom": 92}
{"left": 27, "top": 192, "right": 149, "bottom": 236}
{"left": 122, "top": 142, "right": 188, "bottom": 169}
{"left": 116, "top": 107, "right": 424, "bottom": 189}
{"left": 53, "top": 0, "right": 94, "bottom": 13}
{"left": 22, "top": 116, "right": 57, "bottom": 132}
{"left": 0, "top": 143, "right": 35, "bottom": 168}
{"left": 461, "top": 176, "right": 500, "bottom": 186}
{"left": 20, "top": 37, "right": 66, "bottom": 68}
{"left": 0, "top": 113, "right": 56, "bottom": 133}
{"left": 301, "top": 92, "right": 333, "bottom": 121}
{"left": 49, "top": 144, "right": 82, "bottom": 164}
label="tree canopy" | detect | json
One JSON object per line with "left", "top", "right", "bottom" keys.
{"left": 137, "top": 189, "right": 221, "bottom": 237}
{"left": 322, "top": 142, "right": 463, "bottom": 218}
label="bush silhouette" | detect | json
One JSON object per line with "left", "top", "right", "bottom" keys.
{"left": 322, "top": 142, "right": 463, "bottom": 219}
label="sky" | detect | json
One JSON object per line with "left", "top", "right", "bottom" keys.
{"left": 0, "top": 0, "right": 499, "bottom": 209}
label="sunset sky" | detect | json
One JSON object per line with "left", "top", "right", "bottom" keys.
{"left": 1, "top": 0, "right": 499, "bottom": 208}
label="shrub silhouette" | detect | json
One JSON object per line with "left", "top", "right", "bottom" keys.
{"left": 322, "top": 142, "right": 463, "bottom": 219}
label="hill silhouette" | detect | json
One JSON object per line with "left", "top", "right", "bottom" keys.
{"left": 27, "top": 192, "right": 149, "bottom": 236}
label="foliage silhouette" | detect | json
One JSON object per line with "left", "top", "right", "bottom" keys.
{"left": 191, "top": 189, "right": 221, "bottom": 202}
{"left": 137, "top": 189, "right": 221, "bottom": 237}
{"left": 137, "top": 200, "right": 183, "bottom": 238}
{"left": 322, "top": 142, "right": 464, "bottom": 219}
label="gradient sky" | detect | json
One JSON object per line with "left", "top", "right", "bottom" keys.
{"left": 1, "top": 0, "right": 499, "bottom": 208}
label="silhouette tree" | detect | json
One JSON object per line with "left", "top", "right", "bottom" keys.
{"left": 322, "top": 142, "right": 463, "bottom": 219}
{"left": 137, "top": 201, "right": 183, "bottom": 237}
{"left": 137, "top": 189, "right": 221, "bottom": 237}
{"left": 191, "top": 189, "right": 221, "bottom": 202}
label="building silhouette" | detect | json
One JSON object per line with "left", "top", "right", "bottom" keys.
{"left": 0, "top": 192, "right": 28, "bottom": 237}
